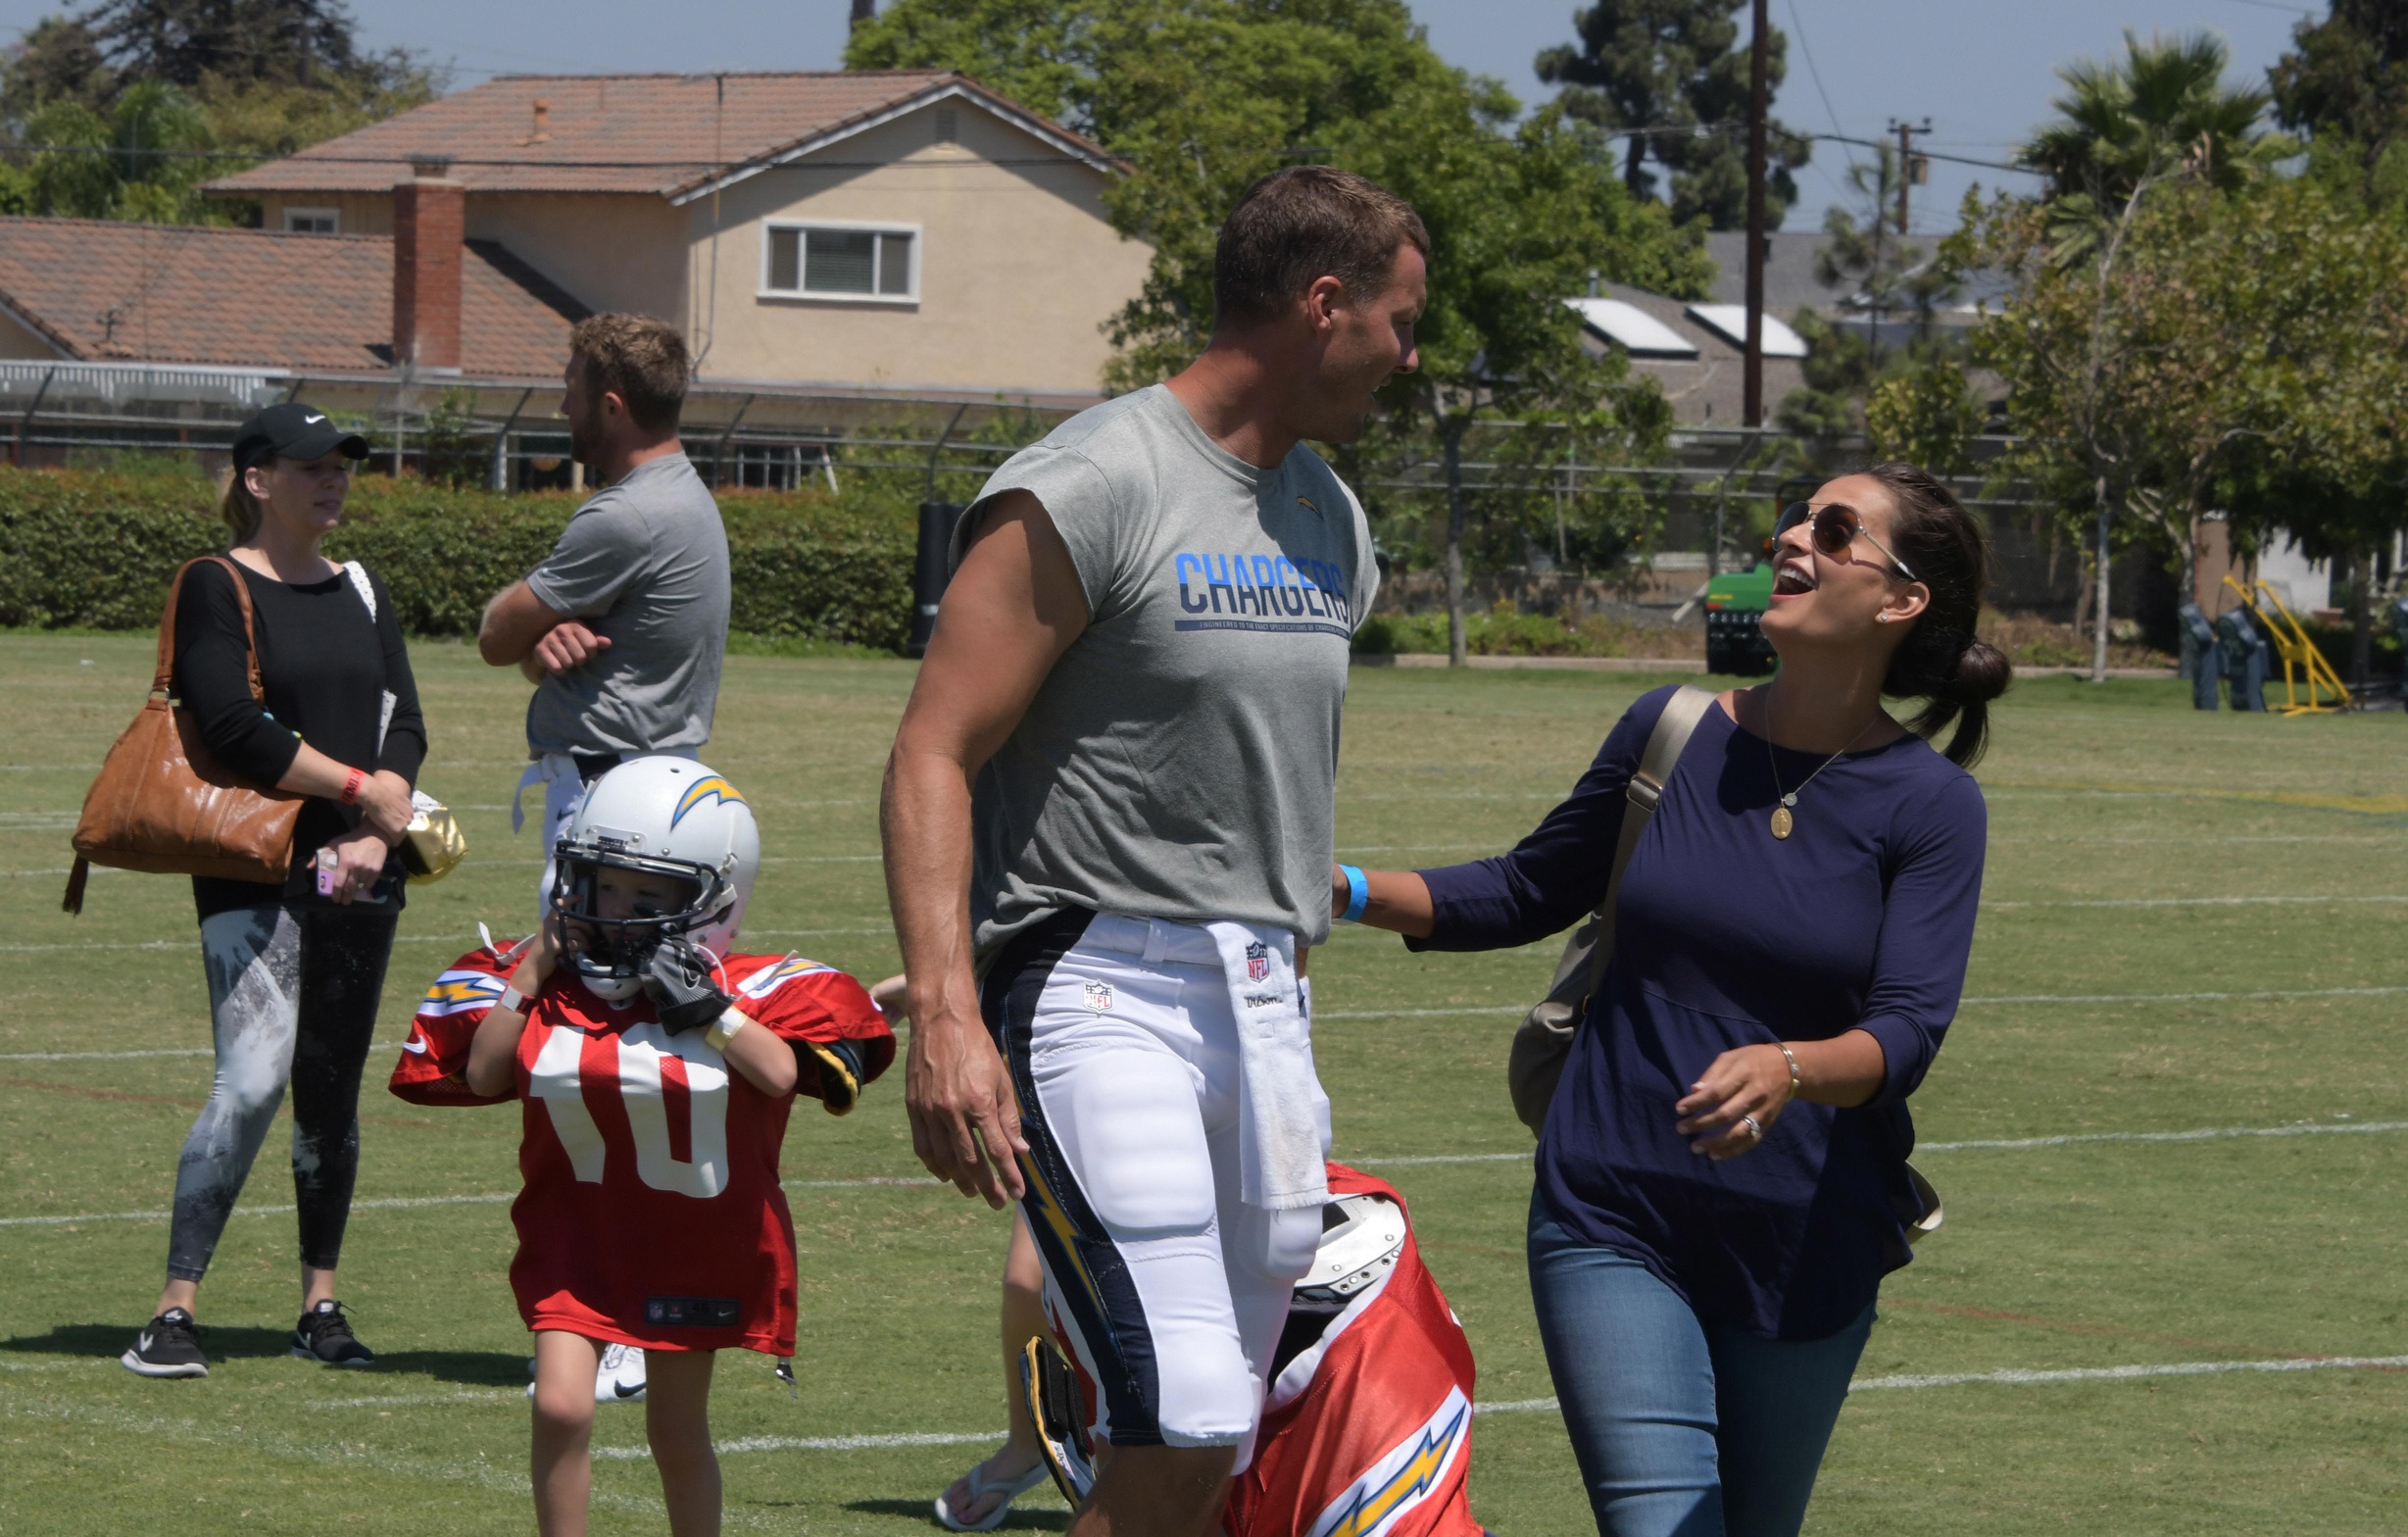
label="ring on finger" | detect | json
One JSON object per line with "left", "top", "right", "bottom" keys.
{"left": 1739, "top": 1114, "right": 1762, "bottom": 1139}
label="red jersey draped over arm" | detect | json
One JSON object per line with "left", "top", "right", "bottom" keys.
{"left": 388, "top": 946, "right": 893, "bottom": 1355}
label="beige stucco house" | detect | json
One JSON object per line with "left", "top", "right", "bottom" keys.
{"left": 207, "top": 71, "right": 1152, "bottom": 404}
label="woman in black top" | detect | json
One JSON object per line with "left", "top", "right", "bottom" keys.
{"left": 121, "top": 403, "right": 427, "bottom": 1380}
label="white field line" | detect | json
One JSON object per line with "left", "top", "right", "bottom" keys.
{"left": 1315, "top": 983, "right": 2408, "bottom": 1020}
{"left": 0, "top": 1175, "right": 943, "bottom": 1227}
{"left": 1985, "top": 894, "right": 2408, "bottom": 911}
{"left": 295, "top": 1353, "right": 2408, "bottom": 1450}
{"left": 9, "top": 1119, "right": 2398, "bottom": 1228}
{"left": 1348, "top": 1118, "right": 2408, "bottom": 1166}
{"left": 0, "top": 1046, "right": 213, "bottom": 1062}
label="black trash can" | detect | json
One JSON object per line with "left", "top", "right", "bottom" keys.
{"left": 909, "top": 501, "right": 968, "bottom": 659}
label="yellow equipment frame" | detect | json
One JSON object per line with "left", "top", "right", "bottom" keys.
{"left": 2221, "top": 574, "right": 2354, "bottom": 715}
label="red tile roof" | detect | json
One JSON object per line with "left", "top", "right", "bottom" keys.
{"left": 206, "top": 71, "right": 1113, "bottom": 201}
{"left": 0, "top": 218, "right": 585, "bottom": 378}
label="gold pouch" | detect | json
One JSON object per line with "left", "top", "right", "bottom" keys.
{"left": 400, "top": 792, "right": 468, "bottom": 884}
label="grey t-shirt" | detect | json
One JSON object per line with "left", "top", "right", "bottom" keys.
{"left": 958, "top": 384, "right": 1379, "bottom": 962}
{"left": 523, "top": 451, "right": 730, "bottom": 758}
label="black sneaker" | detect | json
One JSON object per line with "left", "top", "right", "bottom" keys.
{"left": 291, "top": 1300, "right": 375, "bottom": 1368}
{"left": 121, "top": 1308, "right": 208, "bottom": 1378}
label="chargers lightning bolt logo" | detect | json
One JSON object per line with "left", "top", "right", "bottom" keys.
{"left": 1306, "top": 1392, "right": 1470, "bottom": 1537}
{"left": 671, "top": 776, "right": 747, "bottom": 827}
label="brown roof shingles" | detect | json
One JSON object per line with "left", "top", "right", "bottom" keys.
{"left": 0, "top": 217, "right": 585, "bottom": 377}
{"left": 203, "top": 70, "right": 1103, "bottom": 200}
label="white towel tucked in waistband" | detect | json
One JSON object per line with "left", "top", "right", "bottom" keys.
{"left": 1202, "top": 919, "right": 1330, "bottom": 1212}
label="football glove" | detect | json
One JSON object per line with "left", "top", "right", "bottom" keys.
{"left": 803, "top": 1038, "right": 866, "bottom": 1116}
{"left": 1021, "top": 1335, "right": 1097, "bottom": 1506}
{"left": 642, "top": 937, "right": 732, "bottom": 1035}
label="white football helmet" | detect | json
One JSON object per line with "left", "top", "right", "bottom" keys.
{"left": 550, "top": 757, "right": 760, "bottom": 1001}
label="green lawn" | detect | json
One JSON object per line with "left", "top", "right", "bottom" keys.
{"left": 2, "top": 637, "right": 2402, "bottom": 1535}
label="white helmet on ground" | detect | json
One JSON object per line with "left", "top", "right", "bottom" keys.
{"left": 550, "top": 757, "right": 760, "bottom": 1001}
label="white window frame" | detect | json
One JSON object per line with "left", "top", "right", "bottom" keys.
{"left": 282, "top": 206, "right": 340, "bottom": 234}
{"left": 758, "top": 220, "right": 921, "bottom": 305}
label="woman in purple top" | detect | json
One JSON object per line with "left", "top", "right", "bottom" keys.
{"left": 1339, "top": 465, "right": 2009, "bottom": 1536}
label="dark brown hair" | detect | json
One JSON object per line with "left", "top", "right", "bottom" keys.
{"left": 1865, "top": 462, "right": 2013, "bottom": 768}
{"left": 569, "top": 313, "right": 689, "bottom": 434}
{"left": 1212, "top": 167, "right": 1429, "bottom": 329}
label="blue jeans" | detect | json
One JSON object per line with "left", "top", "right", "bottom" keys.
{"left": 1529, "top": 1201, "right": 1872, "bottom": 1537}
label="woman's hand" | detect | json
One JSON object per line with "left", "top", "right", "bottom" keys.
{"left": 357, "top": 768, "right": 415, "bottom": 840}
{"left": 1325, "top": 862, "right": 1437, "bottom": 938}
{"left": 1674, "top": 1043, "right": 1795, "bottom": 1161}
{"left": 320, "top": 827, "right": 391, "bottom": 906}
{"left": 868, "top": 973, "right": 909, "bottom": 1024}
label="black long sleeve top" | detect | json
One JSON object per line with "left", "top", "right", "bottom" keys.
{"left": 171, "top": 558, "right": 426, "bottom": 919}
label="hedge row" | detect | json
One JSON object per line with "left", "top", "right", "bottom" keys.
{"left": 0, "top": 468, "right": 919, "bottom": 650}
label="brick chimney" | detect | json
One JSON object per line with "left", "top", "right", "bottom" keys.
{"left": 393, "top": 154, "right": 464, "bottom": 372}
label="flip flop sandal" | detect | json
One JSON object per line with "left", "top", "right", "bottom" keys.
{"left": 932, "top": 1455, "right": 1052, "bottom": 1533}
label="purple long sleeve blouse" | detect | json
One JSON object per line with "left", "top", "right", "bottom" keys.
{"left": 1410, "top": 686, "right": 1987, "bottom": 1338}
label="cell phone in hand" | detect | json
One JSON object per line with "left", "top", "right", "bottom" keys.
{"left": 315, "top": 847, "right": 339, "bottom": 897}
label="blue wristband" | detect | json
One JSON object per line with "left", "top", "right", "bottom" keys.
{"left": 1339, "top": 864, "right": 1370, "bottom": 923}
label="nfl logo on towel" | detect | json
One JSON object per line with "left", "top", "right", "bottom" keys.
{"left": 1245, "top": 941, "right": 1269, "bottom": 982}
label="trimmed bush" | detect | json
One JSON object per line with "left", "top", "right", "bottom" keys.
{"left": 0, "top": 467, "right": 916, "bottom": 649}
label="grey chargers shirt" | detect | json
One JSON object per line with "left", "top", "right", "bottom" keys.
{"left": 957, "top": 383, "right": 1379, "bottom": 963}
{"left": 523, "top": 451, "right": 730, "bottom": 758}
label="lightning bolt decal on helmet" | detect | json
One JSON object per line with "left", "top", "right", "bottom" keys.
{"left": 550, "top": 758, "right": 762, "bottom": 1002}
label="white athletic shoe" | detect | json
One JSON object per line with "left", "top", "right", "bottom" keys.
{"left": 596, "top": 1343, "right": 646, "bottom": 1403}
{"left": 520, "top": 1343, "right": 648, "bottom": 1403}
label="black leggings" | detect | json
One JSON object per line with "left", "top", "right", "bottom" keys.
{"left": 167, "top": 903, "right": 396, "bottom": 1282}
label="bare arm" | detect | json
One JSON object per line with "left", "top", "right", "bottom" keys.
{"left": 478, "top": 580, "right": 611, "bottom": 678}
{"left": 466, "top": 922, "right": 561, "bottom": 1098}
{"left": 718, "top": 1013, "right": 800, "bottom": 1098}
{"left": 1330, "top": 864, "right": 1436, "bottom": 938}
{"left": 880, "top": 490, "right": 1089, "bottom": 1208}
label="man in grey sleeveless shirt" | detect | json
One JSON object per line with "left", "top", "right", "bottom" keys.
{"left": 883, "top": 169, "right": 1425, "bottom": 1537}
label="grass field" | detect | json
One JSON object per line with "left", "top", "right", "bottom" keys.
{"left": 3, "top": 634, "right": 2404, "bottom": 1536}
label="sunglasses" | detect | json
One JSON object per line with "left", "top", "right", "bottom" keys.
{"left": 1774, "top": 502, "right": 1917, "bottom": 583}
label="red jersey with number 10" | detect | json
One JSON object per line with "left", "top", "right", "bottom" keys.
{"left": 390, "top": 944, "right": 892, "bottom": 1356}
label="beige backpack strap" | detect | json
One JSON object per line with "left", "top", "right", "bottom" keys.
{"left": 1592, "top": 684, "right": 1718, "bottom": 949}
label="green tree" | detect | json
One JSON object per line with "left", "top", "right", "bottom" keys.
{"left": 2270, "top": 0, "right": 2408, "bottom": 166}
{"left": 1533, "top": 0, "right": 1809, "bottom": 228}
{"left": 1864, "top": 357, "right": 1980, "bottom": 475}
{"left": 2020, "top": 29, "right": 2296, "bottom": 262}
{"left": 852, "top": 0, "right": 1705, "bottom": 663}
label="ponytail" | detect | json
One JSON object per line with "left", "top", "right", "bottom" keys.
{"left": 1865, "top": 462, "right": 2012, "bottom": 768}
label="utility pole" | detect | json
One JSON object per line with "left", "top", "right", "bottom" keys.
{"left": 1888, "top": 118, "right": 1932, "bottom": 234}
{"left": 850, "top": 0, "right": 875, "bottom": 27}
{"left": 1743, "top": 0, "right": 1768, "bottom": 430}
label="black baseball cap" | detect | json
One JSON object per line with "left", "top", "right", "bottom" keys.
{"left": 230, "top": 402, "right": 370, "bottom": 472}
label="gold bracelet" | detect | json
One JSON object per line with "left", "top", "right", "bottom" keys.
{"left": 1776, "top": 1042, "right": 1802, "bottom": 1102}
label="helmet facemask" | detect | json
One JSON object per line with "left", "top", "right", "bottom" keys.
{"left": 551, "top": 838, "right": 735, "bottom": 1001}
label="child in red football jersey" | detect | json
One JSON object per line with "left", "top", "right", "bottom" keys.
{"left": 391, "top": 758, "right": 892, "bottom": 1537}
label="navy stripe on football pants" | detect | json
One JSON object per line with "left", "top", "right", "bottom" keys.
{"left": 983, "top": 907, "right": 1322, "bottom": 1460}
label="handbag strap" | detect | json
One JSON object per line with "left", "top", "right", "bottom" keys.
{"left": 1578, "top": 684, "right": 1718, "bottom": 995}
{"left": 156, "top": 555, "right": 267, "bottom": 705}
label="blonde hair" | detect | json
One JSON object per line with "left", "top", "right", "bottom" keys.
{"left": 220, "top": 467, "right": 264, "bottom": 544}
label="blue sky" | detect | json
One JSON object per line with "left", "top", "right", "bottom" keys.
{"left": 0, "top": 0, "right": 2316, "bottom": 232}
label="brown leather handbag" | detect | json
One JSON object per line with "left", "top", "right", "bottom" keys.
{"left": 61, "top": 556, "right": 303, "bottom": 914}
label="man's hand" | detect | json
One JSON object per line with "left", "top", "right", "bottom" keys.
{"left": 531, "top": 620, "right": 611, "bottom": 675}
{"left": 904, "top": 1003, "right": 1027, "bottom": 1208}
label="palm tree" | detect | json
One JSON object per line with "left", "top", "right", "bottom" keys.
{"left": 2021, "top": 30, "right": 2296, "bottom": 259}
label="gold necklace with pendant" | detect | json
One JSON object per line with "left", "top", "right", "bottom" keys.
{"left": 1762, "top": 698, "right": 1881, "bottom": 841}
